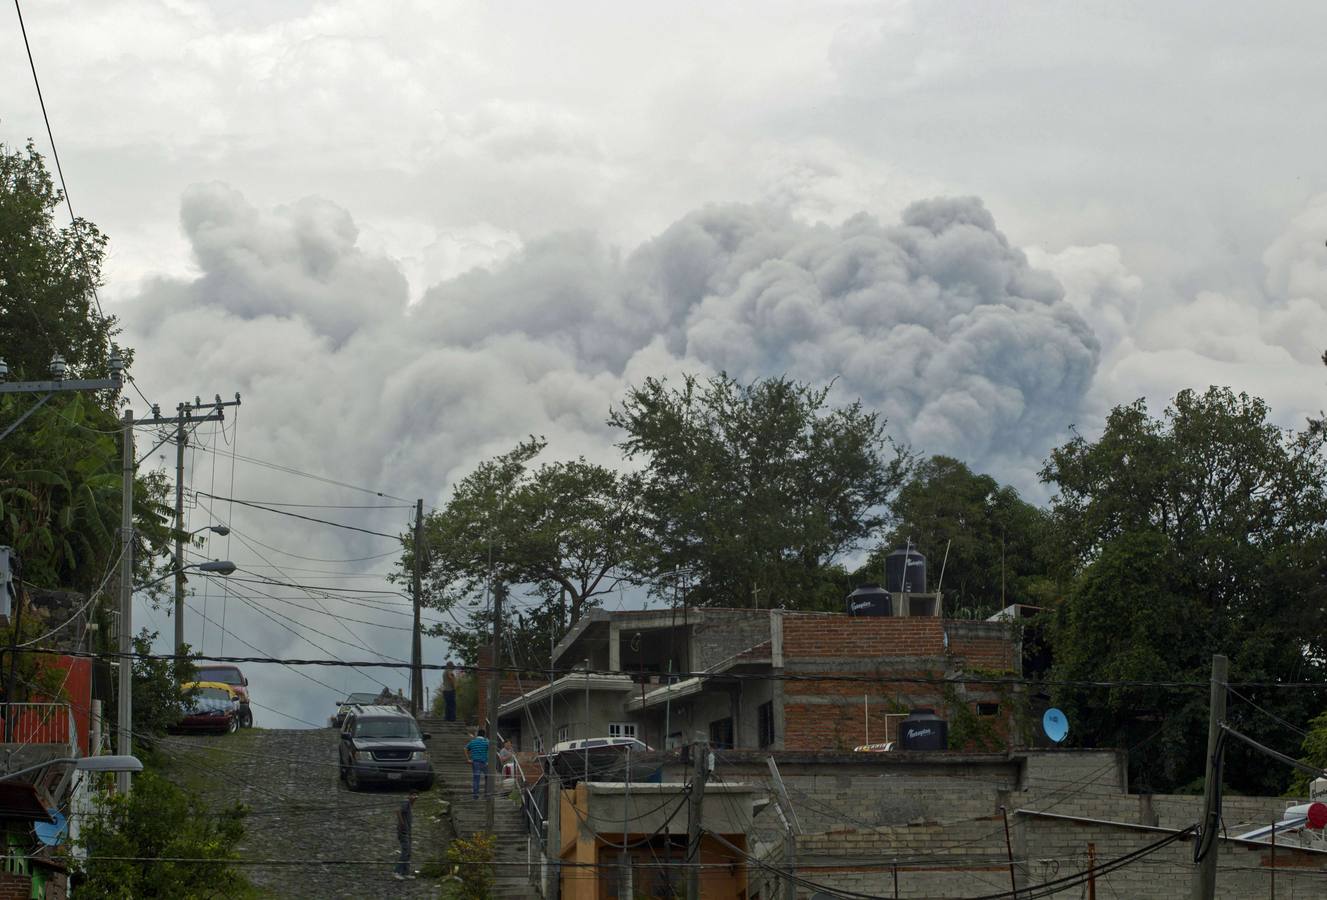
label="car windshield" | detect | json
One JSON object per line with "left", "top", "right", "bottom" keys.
{"left": 190, "top": 688, "right": 233, "bottom": 712}
{"left": 197, "top": 667, "right": 243, "bottom": 685}
{"left": 354, "top": 718, "right": 419, "bottom": 739}
{"left": 343, "top": 693, "right": 377, "bottom": 705}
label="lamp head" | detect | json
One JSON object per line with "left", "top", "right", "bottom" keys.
{"left": 49, "top": 354, "right": 67, "bottom": 380}
{"left": 196, "top": 560, "right": 237, "bottom": 576}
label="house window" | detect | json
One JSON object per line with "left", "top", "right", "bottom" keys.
{"left": 709, "top": 717, "right": 734, "bottom": 750}
{"left": 757, "top": 702, "right": 775, "bottom": 748}
{"left": 557, "top": 725, "right": 570, "bottom": 743}
{"left": 977, "top": 702, "right": 1000, "bottom": 717}
{"left": 608, "top": 722, "right": 637, "bottom": 740}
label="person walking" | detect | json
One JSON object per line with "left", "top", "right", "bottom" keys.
{"left": 393, "top": 790, "right": 418, "bottom": 881}
{"left": 465, "top": 729, "right": 490, "bottom": 800}
{"left": 442, "top": 661, "right": 457, "bottom": 722}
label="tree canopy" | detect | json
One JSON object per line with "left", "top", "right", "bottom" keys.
{"left": 1043, "top": 387, "right": 1327, "bottom": 793}
{"left": 0, "top": 141, "right": 120, "bottom": 380}
{"left": 610, "top": 373, "right": 908, "bottom": 609}
{"left": 859, "top": 455, "right": 1053, "bottom": 616}
{"left": 416, "top": 439, "right": 645, "bottom": 668}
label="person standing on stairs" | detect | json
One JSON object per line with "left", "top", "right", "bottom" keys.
{"left": 393, "top": 790, "right": 418, "bottom": 881}
{"left": 465, "top": 729, "right": 490, "bottom": 800}
{"left": 442, "top": 661, "right": 457, "bottom": 722}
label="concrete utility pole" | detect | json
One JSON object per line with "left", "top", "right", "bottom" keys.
{"left": 410, "top": 498, "right": 424, "bottom": 716}
{"left": 116, "top": 409, "right": 134, "bottom": 795}
{"left": 138, "top": 395, "right": 239, "bottom": 661}
{"left": 686, "top": 740, "right": 710, "bottom": 900}
{"left": 1191, "top": 654, "right": 1229, "bottom": 900}
{"left": 485, "top": 580, "right": 504, "bottom": 832}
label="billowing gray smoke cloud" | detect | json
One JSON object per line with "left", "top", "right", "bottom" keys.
{"left": 121, "top": 187, "right": 1100, "bottom": 725}
{"left": 417, "top": 196, "right": 1100, "bottom": 468}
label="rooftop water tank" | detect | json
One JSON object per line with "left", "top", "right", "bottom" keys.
{"left": 845, "top": 583, "right": 893, "bottom": 617}
{"left": 885, "top": 548, "right": 927, "bottom": 594}
{"left": 899, "top": 708, "right": 948, "bottom": 751}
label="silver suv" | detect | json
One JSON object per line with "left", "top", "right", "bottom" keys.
{"left": 337, "top": 705, "right": 434, "bottom": 791}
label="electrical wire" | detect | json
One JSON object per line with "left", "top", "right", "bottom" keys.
{"left": 1227, "top": 685, "right": 1310, "bottom": 738}
{"left": 185, "top": 444, "right": 414, "bottom": 504}
{"left": 12, "top": 0, "right": 104, "bottom": 322}
{"left": 195, "top": 492, "right": 402, "bottom": 540}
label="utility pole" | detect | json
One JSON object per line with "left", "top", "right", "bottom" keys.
{"left": 1192, "top": 654, "right": 1228, "bottom": 900}
{"left": 138, "top": 395, "right": 239, "bottom": 662}
{"left": 686, "top": 740, "right": 710, "bottom": 900}
{"left": 0, "top": 351, "right": 124, "bottom": 442}
{"left": 410, "top": 498, "right": 424, "bottom": 717}
{"left": 485, "top": 580, "right": 504, "bottom": 832}
{"left": 116, "top": 409, "right": 134, "bottom": 795}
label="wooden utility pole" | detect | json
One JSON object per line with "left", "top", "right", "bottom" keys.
{"left": 485, "top": 580, "right": 504, "bottom": 832}
{"left": 1192, "top": 654, "right": 1229, "bottom": 900}
{"left": 1000, "top": 805, "right": 1018, "bottom": 898}
{"left": 138, "top": 395, "right": 237, "bottom": 662}
{"left": 410, "top": 498, "right": 424, "bottom": 716}
{"left": 686, "top": 741, "right": 709, "bottom": 900}
{"left": 116, "top": 409, "right": 134, "bottom": 794}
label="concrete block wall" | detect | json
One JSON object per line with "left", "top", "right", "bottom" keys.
{"left": 692, "top": 609, "right": 771, "bottom": 671}
{"left": 1020, "top": 815, "right": 1326, "bottom": 899}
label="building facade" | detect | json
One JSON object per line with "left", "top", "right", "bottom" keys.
{"left": 493, "top": 607, "right": 1019, "bottom": 754}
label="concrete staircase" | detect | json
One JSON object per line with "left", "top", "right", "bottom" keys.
{"left": 419, "top": 717, "right": 542, "bottom": 899}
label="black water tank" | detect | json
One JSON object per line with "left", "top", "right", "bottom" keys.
{"left": 884, "top": 548, "right": 927, "bottom": 593}
{"left": 899, "top": 708, "right": 948, "bottom": 751}
{"left": 845, "top": 583, "right": 893, "bottom": 617}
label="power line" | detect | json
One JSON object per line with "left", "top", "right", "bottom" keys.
{"left": 192, "top": 496, "right": 401, "bottom": 563}
{"left": 185, "top": 445, "right": 414, "bottom": 503}
{"left": 11, "top": 0, "right": 104, "bottom": 321}
{"left": 195, "top": 492, "right": 403, "bottom": 540}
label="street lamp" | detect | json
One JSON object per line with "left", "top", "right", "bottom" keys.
{"left": 137, "top": 559, "right": 237, "bottom": 591}
{"left": 0, "top": 754, "right": 143, "bottom": 783}
{"left": 188, "top": 524, "right": 230, "bottom": 538}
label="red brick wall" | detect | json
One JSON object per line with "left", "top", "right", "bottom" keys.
{"left": 0, "top": 870, "right": 67, "bottom": 900}
{"left": 779, "top": 616, "right": 1017, "bottom": 751}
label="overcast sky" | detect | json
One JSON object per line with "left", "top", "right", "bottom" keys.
{"left": 4, "top": 1, "right": 1325, "bottom": 727}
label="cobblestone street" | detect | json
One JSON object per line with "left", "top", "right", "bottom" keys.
{"left": 159, "top": 728, "right": 448, "bottom": 899}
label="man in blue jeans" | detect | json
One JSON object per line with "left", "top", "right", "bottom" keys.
{"left": 393, "top": 790, "right": 417, "bottom": 881}
{"left": 465, "top": 729, "right": 490, "bottom": 800}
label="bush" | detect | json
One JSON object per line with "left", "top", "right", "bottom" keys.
{"left": 441, "top": 831, "right": 495, "bottom": 900}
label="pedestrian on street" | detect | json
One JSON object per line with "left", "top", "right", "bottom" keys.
{"left": 442, "top": 661, "right": 457, "bottom": 722}
{"left": 393, "top": 790, "right": 418, "bottom": 881}
{"left": 465, "top": 729, "right": 490, "bottom": 800}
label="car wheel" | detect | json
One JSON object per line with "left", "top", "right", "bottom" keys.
{"left": 421, "top": 776, "right": 435, "bottom": 791}
{"left": 226, "top": 715, "right": 239, "bottom": 735}
{"left": 240, "top": 707, "right": 254, "bottom": 728}
{"left": 346, "top": 768, "right": 361, "bottom": 791}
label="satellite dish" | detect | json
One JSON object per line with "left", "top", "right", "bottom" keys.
{"left": 1043, "top": 708, "right": 1069, "bottom": 744}
{"left": 35, "top": 810, "right": 67, "bottom": 846}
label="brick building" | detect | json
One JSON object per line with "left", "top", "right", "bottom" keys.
{"left": 492, "top": 606, "right": 1019, "bottom": 754}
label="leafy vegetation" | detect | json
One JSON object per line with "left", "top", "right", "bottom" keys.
{"left": 440, "top": 831, "right": 495, "bottom": 900}
{"left": 859, "top": 455, "right": 1052, "bottom": 616}
{"left": 610, "top": 373, "right": 908, "bottom": 609}
{"left": 72, "top": 770, "right": 249, "bottom": 899}
{"left": 1043, "top": 387, "right": 1327, "bottom": 794}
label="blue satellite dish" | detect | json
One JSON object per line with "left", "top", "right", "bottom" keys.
{"left": 34, "top": 810, "right": 67, "bottom": 847}
{"left": 1043, "top": 708, "right": 1069, "bottom": 744}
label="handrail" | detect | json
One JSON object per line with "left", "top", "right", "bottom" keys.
{"left": 495, "top": 729, "right": 547, "bottom": 840}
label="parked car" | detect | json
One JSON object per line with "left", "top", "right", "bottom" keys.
{"left": 330, "top": 692, "right": 379, "bottom": 729}
{"left": 338, "top": 705, "right": 434, "bottom": 791}
{"left": 195, "top": 663, "right": 253, "bottom": 727}
{"left": 173, "top": 682, "right": 241, "bottom": 735}
{"left": 545, "top": 736, "right": 656, "bottom": 785}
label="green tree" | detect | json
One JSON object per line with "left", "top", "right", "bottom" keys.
{"left": 124, "top": 630, "right": 197, "bottom": 744}
{"left": 859, "top": 455, "right": 1053, "bottom": 616}
{"left": 609, "top": 373, "right": 908, "bottom": 609}
{"left": 416, "top": 440, "right": 645, "bottom": 668}
{"left": 1, "top": 141, "right": 122, "bottom": 380}
{"left": 73, "top": 770, "right": 248, "bottom": 898}
{"left": 1043, "top": 387, "right": 1327, "bottom": 793}
{"left": 0, "top": 141, "right": 169, "bottom": 594}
